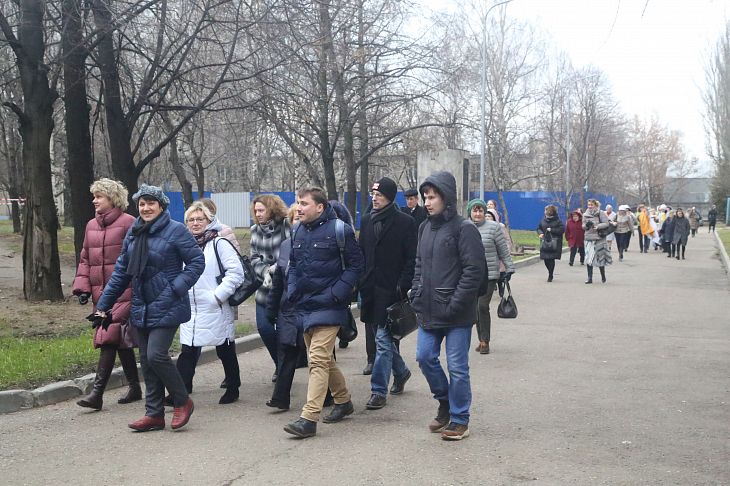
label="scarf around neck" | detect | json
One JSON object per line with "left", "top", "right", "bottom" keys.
{"left": 194, "top": 229, "right": 218, "bottom": 248}
{"left": 371, "top": 202, "right": 396, "bottom": 239}
{"left": 126, "top": 214, "right": 162, "bottom": 277}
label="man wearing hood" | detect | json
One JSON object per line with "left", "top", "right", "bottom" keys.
{"left": 410, "top": 171, "right": 485, "bottom": 441}
{"left": 401, "top": 188, "right": 428, "bottom": 228}
{"left": 359, "top": 177, "right": 417, "bottom": 411}
{"left": 283, "top": 187, "right": 364, "bottom": 439}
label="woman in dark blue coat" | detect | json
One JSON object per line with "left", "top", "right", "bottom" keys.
{"left": 96, "top": 185, "right": 205, "bottom": 432}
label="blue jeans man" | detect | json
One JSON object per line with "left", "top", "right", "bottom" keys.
{"left": 369, "top": 326, "right": 410, "bottom": 402}
{"left": 415, "top": 325, "right": 472, "bottom": 427}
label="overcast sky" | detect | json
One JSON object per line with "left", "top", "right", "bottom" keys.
{"left": 421, "top": 0, "right": 729, "bottom": 175}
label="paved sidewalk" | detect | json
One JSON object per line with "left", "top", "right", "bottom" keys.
{"left": 1, "top": 232, "right": 728, "bottom": 485}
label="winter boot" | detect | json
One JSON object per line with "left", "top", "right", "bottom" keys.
{"left": 682, "top": 246, "right": 686, "bottom": 260}
{"left": 585, "top": 265, "right": 593, "bottom": 284}
{"left": 599, "top": 266, "right": 606, "bottom": 283}
{"left": 77, "top": 346, "right": 116, "bottom": 410}
{"left": 117, "top": 348, "right": 142, "bottom": 404}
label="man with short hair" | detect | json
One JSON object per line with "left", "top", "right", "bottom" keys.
{"left": 283, "top": 187, "right": 364, "bottom": 439}
{"left": 410, "top": 171, "right": 485, "bottom": 441}
{"left": 359, "top": 177, "right": 417, "bottom": 411}
{"left": 402, "top": 188, "right": 428, "bottom": 228}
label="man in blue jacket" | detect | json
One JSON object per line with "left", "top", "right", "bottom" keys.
{"left": 283, "top": 187, "right": 364, "bottom": 439}
{"left": 410, "top": 171, "right": 485, "bottom": 441}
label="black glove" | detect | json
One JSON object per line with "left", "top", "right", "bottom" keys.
{"left": 78, "top": 293, "right": 91, "bottom": 305}
{"left": 585, "top": 221, "right": 594, "bottom": 229}
{"left": 86, "top": 312, "right": 112, "bottom": 330}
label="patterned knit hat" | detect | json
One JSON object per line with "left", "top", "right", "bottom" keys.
{"left": 132, "top": 184, "right": 170, "bottom": 209}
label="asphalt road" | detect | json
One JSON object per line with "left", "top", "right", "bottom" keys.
{"left": 1, "top": 231, "right": 728, "bottom": 485}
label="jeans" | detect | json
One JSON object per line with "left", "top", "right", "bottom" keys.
{"left": 642, "top": 235, "right": 650, "bottom": 252}
{"left": 476, "top": 281, "right": 497, "bottom": 342}
{"left": 301, "top": 325, "right": 350, "bottom": 422}
{"left": 615, "top": 232, "right": 631, "bottom": 258}
{"left": 137, "top": 326, "right": 188, "bottom": 417}
{"left": 256, "top": 303, "right": 279, "bottom": 371}
{"left": 371, "top": 326, "right": 409, "bottom": 397}
{"left": 415, "top": 325, "right": 472, "bottom": 425}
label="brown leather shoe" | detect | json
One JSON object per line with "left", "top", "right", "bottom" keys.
{"left": 429, "top": 400, "right": 450, "bottom": 432}
{"left": 480, "top": 341, "right": 490, "bottom": 355}
{"left": 128, "top": 415, "right": 165, "bottom": 432}
{"left": 171, "top": 398, "right": 194, "bottom": 430}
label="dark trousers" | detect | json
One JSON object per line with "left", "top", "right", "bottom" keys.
{"left": 476, "top": 280, "right": 497, "bottom": 342}
{"left": 256, "top": 303, "right": 280, "bottom": 371}
{"left": 365, "top": 321, "right": 377, "bottom": 364}
{"left": 137, "top": 326, "right": 188, "bottom": 417}
{"left": 709, "top": 222, "right": 716, "bottom": 232}
{"left": 691, "top": 228, "right": 697, "bottom": 237}
{"left": 271, "top": 343, "right": 307, "bottom": 406}
{"left": 641, "top": 235, "right": 650, "bottom": 252}
{"left": 177, "top": 340, "right": 241, "bottom": 393}
{"left": 543, "top": 258, "right": 555, "bottom": 277}
{"left": 615, "top": 232, "right": 631, "bottom": 258}
{"left": 569, "top": 245, "right": 585, "bottom": 264}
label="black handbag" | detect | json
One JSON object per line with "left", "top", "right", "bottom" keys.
{"left": 497, "top": 281, "right": 518, "bottom": 319}
{"left": 386, "top": 298, "right": 419, "bottom": 340}
{"left": 337, "top": 309, "right": 358, "bottom": 343}
{"left": 213, "top": 239, "right": 262, "bottom": 306}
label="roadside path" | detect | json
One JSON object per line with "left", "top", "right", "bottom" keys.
{"left": 1, "top": 231, "right": 728, "bottom": 485}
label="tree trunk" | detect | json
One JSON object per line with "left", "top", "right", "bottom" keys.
{"left": 318, "top": 0, "right": 337, "bottom": 200}
{"left": 7, "top": 0, "right": 64, "bottom": 301}
{"left": 163, "top": 114, "right": 193, "bottom": 207}
{"left": 91, "top": 0, "right": 138, "bottom": 211}
{"left": 63, "top": 0, "right": 95, "bottom": 266}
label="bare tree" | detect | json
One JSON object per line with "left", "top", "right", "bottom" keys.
{"left": 0, "top": 0, "right": 64, "bottom": 301}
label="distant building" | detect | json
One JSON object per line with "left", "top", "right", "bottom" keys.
{"left": 664, "top": 177, "right": 712, "bottom": 214}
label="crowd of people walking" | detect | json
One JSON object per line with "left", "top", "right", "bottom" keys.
{"left": 72, "top": 172, "right": 713, "bottom": 441}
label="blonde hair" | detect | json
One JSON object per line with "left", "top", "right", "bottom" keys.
{"left": 184, "top": 200, "right": 214, "bottom": 223}
{"left": 287, "top": 202, "right": 298, "bottom": 225}
{"left": 89, "top": 178, "right": 129, "bottom": 210}
{"left": 251, "top": 194, "right": 289, "bottom": 223}
{"left": 199, "top": 198, "right": 217, "bottom": 214}
{"left": 588, "top": 199, "right": 600, "bottom": 208}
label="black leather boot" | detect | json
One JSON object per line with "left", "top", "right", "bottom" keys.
{"left": 585, "top": 265, "right": 593, "bottom": 284}
{"left": 599, "top": 266, "right": 606, "bottom": 283}
{"left": 117, "top": 348, "right": 142, "bottom": 404}
{"left": 77, "top": 346, "right": 116, "bottom": 410}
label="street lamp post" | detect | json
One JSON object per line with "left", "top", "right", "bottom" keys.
{"left": 479, "top": 0, "right": 513, "bottom": 200}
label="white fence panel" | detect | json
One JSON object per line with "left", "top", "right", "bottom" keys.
{"left": 212, "top": 192, "right": 250, "bottom": 228}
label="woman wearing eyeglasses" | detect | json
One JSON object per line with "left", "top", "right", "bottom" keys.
{"left": 173, "top": 201, "right": 245, "bottom": 405}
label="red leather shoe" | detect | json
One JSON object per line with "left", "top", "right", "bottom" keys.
{"left": 171, "top": 398, "right": 194, "bottom": 430}
{"left": 128, "top": 415, "right": 165, "bottom": 432}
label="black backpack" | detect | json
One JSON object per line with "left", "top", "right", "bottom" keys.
{"left": 212, "top": 238, "right": 262, "bottom": 306}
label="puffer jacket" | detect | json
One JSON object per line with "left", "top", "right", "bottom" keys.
{"left": 565, "top": 211, "right": 585, "bottom": 248}
{"left": 615, "top": 212, "right": 636, "bottom": 234}
{"left": 287, "top": 205, "right": 364, "bottom": 331}
{"left": 473, "top": 219, "right": 514, "bottom": 280}
{"left": 73, "top": 207, "right": 136, "bottom": 348}
{"left": 410, "top": 171, "right": 485, "bottom": 329}
{"left": 672, "top": 215, "right": 691, "bottom": 245}
{"left": 218, "top": 222, "right": 241, "bottom": 252}
{"left": 181, "top": 220, "right": 245, "bottom": 347}
{"left": 537, "top": 215, "right": 565, "bottom": 260}
{"left": 582, "top": 209, "right": 610, "bottom": 242}
{"left": 97, "top": 210, "right": 205, "bottom": 329}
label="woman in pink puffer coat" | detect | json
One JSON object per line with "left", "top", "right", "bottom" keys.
{"left": 73, "top": 178, "right": 140, "bottom": 410}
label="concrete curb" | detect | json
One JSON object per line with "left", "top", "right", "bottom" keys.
{"left": 0, "top": 249, "right": 552, "bottom": 415}
{"left": 0, "top": 333, "right": 264, "bottom": 414}
{"left": 712, "top": 229, "right": 730, "bottom": 276}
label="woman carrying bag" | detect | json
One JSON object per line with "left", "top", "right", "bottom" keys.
{"left": 537, "top": 205, "right": 564, "bottom": 282}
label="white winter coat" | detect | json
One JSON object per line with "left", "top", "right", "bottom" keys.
{"left": 181, "top": 230, "right": 245, "bottom": 347}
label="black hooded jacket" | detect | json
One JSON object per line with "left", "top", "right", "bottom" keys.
{"left": 410, "top": 171, "right": 485, "bottom": 329}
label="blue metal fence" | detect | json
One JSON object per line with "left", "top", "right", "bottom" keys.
{"left": 469, "top": 191, "right": 617, "bottom": 230}
{"left": 165, "top": 192, "right": 212, "bottom": 222}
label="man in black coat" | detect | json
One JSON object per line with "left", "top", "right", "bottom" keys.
{"left": 410, "top": 171, "right": 485, "bottom": 441}
{"left": 402, "top": 188, "right": 428, "bottom": 229}
{"left": 359, "top": 177, "right": 417, "bottom": 411}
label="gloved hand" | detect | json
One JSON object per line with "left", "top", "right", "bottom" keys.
{"left": 498, "top": 272, "right": 512, "bottom": 283}
{"left": 584, "top": 221, "right": 594, "bottom": 229}
{"left": 77, "top": 292, "right": 91, "bottom": 305}
{"left": 86, "top": 311, "right": 112, "bottom": 330}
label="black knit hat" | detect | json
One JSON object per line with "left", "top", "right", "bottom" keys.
{"left": 404, "top": 188, "right": 418, "bottom": 198}
{"left": 371, "top": 177, "right": 398, "bottom": 203}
